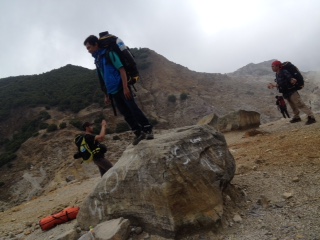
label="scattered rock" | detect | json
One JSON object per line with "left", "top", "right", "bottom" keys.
{"left": 66, "top": 175, "right": 76, "bottom": 182}
{"left": 292, "top": 177, "right": 300, "bottom": 182}
{"left": 233, "top": 214, "right": 242, "bottom": 223}
{"left": 282, "top": 192, "right": 293, "bottom": 199}
{"left": 257, "top": 195, "right": 270, "bottom": 209}
{"left": 112, "top": 135, "right": 121, "bottom": 140}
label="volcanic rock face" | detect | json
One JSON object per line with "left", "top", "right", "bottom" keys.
{"left": 77, "top": 125, "right": 236, "bottom": 238}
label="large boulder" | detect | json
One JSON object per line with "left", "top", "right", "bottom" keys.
{"left": 77, "top": 125, "right": 235, "bottom": 238}
{"left": 198, "top": 110, "right": 260, "bottom": 132}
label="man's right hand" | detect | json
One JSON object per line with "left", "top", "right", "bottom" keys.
{"left": 101, "top": 119, "right": 107, "bottom": 128}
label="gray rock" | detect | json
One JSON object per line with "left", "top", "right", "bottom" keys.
{"left": 198, "top": 110, "right": 260, "bottom": 132}
{"left": 93, "top": 218, "right": 131, "bottom": 240}
{"left": 77, "top": 125, "right": 236, "bottom": 238}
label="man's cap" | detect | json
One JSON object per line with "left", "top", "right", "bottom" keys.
{"left": 82, "top": 122, "right": 94, "bottom": 130}
{"left": 272, "top": 60, "right": 282, "bottom": 67}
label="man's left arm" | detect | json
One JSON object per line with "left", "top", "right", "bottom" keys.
{"left": 109, "top": 51, "right": 131, "bottom": 99}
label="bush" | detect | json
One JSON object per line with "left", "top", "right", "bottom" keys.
{"left": 70, "top": 119, "right": 83, "bottom": 130}
{"left": 106, "top": 128, "right": 115, "bottom": 134}
{"left": 32, "top": 132, "right": 39, "bottom": 137}
{"left": 168, "top": 95, "right": 177, "bottom": 103}
{"left": 47, "top": 124, "right": 58, "bottom": 132}
{"left": 115, "top": 122, "right": 130, "bottom": 133}
{"left": 59, "top": 122, "right": 67, "bottom": 129}
{"left": 39, "top": 111, "right": 51, "bottom": 120}
{"left": 0, "top": 153, "right": 17, "bottom": 168}
{"left": 39, "top": 122, "right": 49, "bottom": 129}
{"left": 180, "top": 92, "right": 188, "bottom": 101}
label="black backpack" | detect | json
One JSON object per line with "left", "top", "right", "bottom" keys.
{"left": 98, "top": 31, "right": 139, "bottom": 86}
{"left": 282, "top": 61, "right": 304, "bottom": 90}
{"left": 74, "top": 134, "right": 107, "bottom": 162}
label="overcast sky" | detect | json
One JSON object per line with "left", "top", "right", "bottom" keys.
{"left": 0, "top": 0, "right": 319, "bottom": 79}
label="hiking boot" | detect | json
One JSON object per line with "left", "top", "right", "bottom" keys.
{"left": 289, "top": 117, "right": 301, "bottom": 123}
{"left": 145, "top": 130, "right": 154, "bottom": 140}
{"left": 305, "top": 116, "right": 316, "bottom": 125}
{"left": 132, "top": 132, "right": 146, "bottom": 145}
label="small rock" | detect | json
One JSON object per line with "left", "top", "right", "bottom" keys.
{"left": 257, "top": 195, "right": 269, "bottom": 209}
{"left": 255, "top": 159, "right": 265, "bottom": 164}
{"left": 274, "top": 201, "right": 286, "bottom": 208}
{"left": 113, "top": 135, "right": 121, "bottom": 140}
{"left": 25, "top": 221, "right": 33, "bottom": 227}
{"left": 283, "top": 192, "right": 293, "bottom": 199}
{"left": 225, "top": 195, "right": 232, "bottom": 201}
{"left": 131, "top": 226, "right": 143, "bottom": 235}
{"left": 24, "top": 229, "right": 32, "bottom": 235}
{"left": 233, "top": 214, "right": 242, "bottom": 222}
{"left": 292, "top": 177, "right": 300, "bottom": 182}
{"left": 66, "top": 175, "right": 76, "bottom": 182}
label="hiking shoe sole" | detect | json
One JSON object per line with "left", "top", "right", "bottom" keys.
{"left": 145, "top": 133, "right": 154, "bottom": 140}
{"left": 132, "top": 132, "right": 146, "bottom": 145}
{"left": 305, "top": 118, "right": 316, "bottom": 125}
{"left": 289, "top": 118, "right": 301, "bottom": 123}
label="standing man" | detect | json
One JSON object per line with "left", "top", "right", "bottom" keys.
{"left": 275, "top": 95, "right": 290, "bottom": 118}
{"left": 268, "top": 60, "right": 316, "bottom": 125}
{"left": 83, "top": 34, "right": 153, "bottom": 145}
{"left": 81, "top": 120, "right": 113, "bottom": 177}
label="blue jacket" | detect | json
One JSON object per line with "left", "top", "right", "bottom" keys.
{"left": 93, "top": 49, "right": 123, "bottom": 95}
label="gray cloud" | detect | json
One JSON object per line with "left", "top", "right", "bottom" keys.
{"left": 0, "top": 0, "right": 319, "bottom": 78}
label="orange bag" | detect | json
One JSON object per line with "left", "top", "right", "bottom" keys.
{"left": 39, "top": 207, "right": 80, "bottom": 231}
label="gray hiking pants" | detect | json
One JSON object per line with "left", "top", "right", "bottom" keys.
{"left": 286, "top": 91, "right": 314, "bottom": 119}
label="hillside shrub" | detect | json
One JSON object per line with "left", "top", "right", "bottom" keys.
{"left": 168, "top": 95, "right": 177, "bottom": 103}
{"left": 70, "top": 119, "right": 82, "bottom": 130}
{"left": 180, "top": 92, "right": 188, "bottom": 101}
{"left": 39, "top": 111, "right": 51, "bottom": 120}
{"left": 47, "top": 124, "right": 58, "bottom": 132}
{"left": 115, "top": 122, "right": 130, "bottom": 133}
{"left": 39, "top": 122, "right": 49, "bottom": 129}
{"left": 59, "top": 122, "right": 67, "bottom": 129}
{"left": 0, "top": 153, "right": 17, "bottom": 168}
{"left": 106, "top": 128, "right": 115, "bottom": 134}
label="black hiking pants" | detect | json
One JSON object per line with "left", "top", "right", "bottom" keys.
{"left": 111, "top": 90, "right": 152, "bottom": 134}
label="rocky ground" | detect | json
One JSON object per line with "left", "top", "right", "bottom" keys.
{"left": 0, "top": 114, "right": 319, "bottom": 240}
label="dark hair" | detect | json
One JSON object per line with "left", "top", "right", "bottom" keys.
{"left": 83, "top": 35, "right": 99, "bottom": 46}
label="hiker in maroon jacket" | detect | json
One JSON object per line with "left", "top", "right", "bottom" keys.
{"left": 275, "top": 95, "right": 290, "bottom": 118}
{"left": 268, "top": 60, "right": 316, "bottom": 125}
